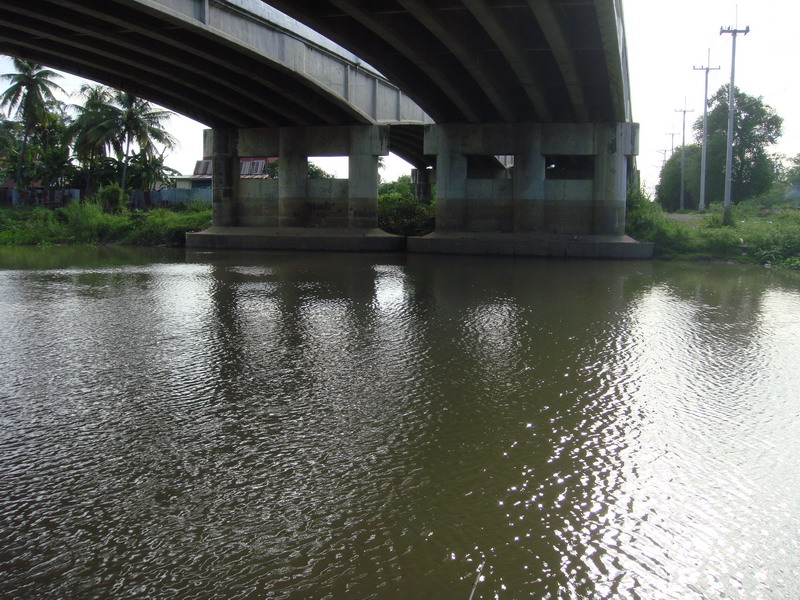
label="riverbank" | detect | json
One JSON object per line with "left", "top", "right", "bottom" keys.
{"left": 625, "top": 188, "right": 800, "bottom": 269}
{"left": 2, "top": 198, "right": 799, "bottom": 268}
{"left": 0, "top": 202, "right": 212, "bottom": 247}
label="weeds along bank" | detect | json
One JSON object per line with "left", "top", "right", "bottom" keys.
{"left": 626, "top": 185, "right": 800, "bottom": 269}
{"left": 3, "top": 183, "right": 798, "bottom": 269}
{"left": 0, "top": 195, "right": 434, "bottom": 248}
{"left": 0, "top": 180, "right": 436, "bottom": 247}
{"left": 0, "top": 185, "right": 212, "bottom": 247}
{"left": 0, "top": 202, "right": 212, "bottom": 247}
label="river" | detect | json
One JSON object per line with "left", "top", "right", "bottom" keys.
{"left": 1, "top": 247, "right": 799, "bottom": 599}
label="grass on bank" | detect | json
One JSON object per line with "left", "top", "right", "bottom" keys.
{"left": 0, "top": 181, "right": 436, "bottom": 246}
{"left": 3, "top": 184, "right": 799, "bottom": 269}
{"left": 626, "top": 185, "right": 800, "bottom": 268}
{"left": 0, "top": 192, "right": 212, "bottom": 247}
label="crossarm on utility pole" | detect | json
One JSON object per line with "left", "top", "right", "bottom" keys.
{"left": 720, "top": 25, "right": 750, "bottom": 225}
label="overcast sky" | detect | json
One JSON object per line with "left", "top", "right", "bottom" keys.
{"left": 625, "top": 0, "right": 799, "bottom": 192}
{"left": 2, "top": 0, "right": 797, "bottom": 187}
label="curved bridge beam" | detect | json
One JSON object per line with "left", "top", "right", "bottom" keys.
{"left": 0, "top": 0, "right": 432, "bottom": 129}
{"left": 263, "top": 0, "right": 633, "bottom": 124}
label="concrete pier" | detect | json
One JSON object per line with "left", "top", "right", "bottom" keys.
{"left": 186, "top": 125, "right": 402, "bottom": 252}
{"left": 187, "top": 122, "right": 653, "bottom": 258}
{"left": 404, "top": 121, "right": 651, "bottom": 258}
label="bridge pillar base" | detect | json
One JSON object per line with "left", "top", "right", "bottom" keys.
{"left": 423, "top": 122, "right": 638, "bottom": 237}
{"left": 407, "top": 232, "right": 653, "bottom": 259}
{"left": 211, "top": 128, "right": 239, "bottom": 227}
{"left": 199, "top": 125, "right": 390, "bottom": 248}
{"left": 186, "top": 226, "right": 404, "bottom": 252}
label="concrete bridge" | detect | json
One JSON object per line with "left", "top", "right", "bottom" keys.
{"left": 0, "top": 0, "right": 650, "bottom": 257}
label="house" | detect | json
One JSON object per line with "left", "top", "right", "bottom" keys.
{"left": 171, "top": 157, "right": 277, "bottom": 189}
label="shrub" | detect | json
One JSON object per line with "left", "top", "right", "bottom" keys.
{"left": 56, "top": 201, "right": 132, "bottom": 244}
{"left": 696, "top": 227, "right": 743, "bottom": 256}
{"left": 755, "top": 226, "right": 800, "bottom": 265}
{"left": 0, "top": 202, "right": 211, "bottom": 247}
{"left": 377, "top": 192, "right": 434, "bottom": 236}
{"left": 626, "top": 185, "right": 666, "bottom": 241}
{"left": 0, "top": 206, "right": 64, "bottom": 245}
{"left": 89, "top": 183, "right": 130, "bottom": 214}
{"left": 122, "top": 208, "right": 211, "bottom": 246}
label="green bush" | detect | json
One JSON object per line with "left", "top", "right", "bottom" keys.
{"left": 122, "top": 208, "right": 211, "bottom": 246}
{"left": 696, "top": 226, "right": 743, "bottom": 256}
{"left": 377, "top": 191, "right": 434, "bottom": 236}
{"left": 755, "top": 225, "right": 800, "bottom": 265}
{"left": 626, "top": 185, "right": 666, "bottom": 240}
{"left": 0, "top": 206, "right": 61, "bottom": 245}
{"left": 56, "top": 201, "right": 132, "bottom": 244}
{"left": 172, "top": 198, "right": 211, "bottom": 213}
{"left": 90, "top": 183, "right": 130, "bottom": 214}
{"left": 0, "top": 202, "right": 211, "bottom": 247}
{"left": 626, "top": 185, "right": 691, "bottom": 256}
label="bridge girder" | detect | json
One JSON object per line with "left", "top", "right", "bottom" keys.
{"left": 262, "top": 0, "right": 631, "bottom": 124}
{"left": 0, "top": 0, "right": 422, "bottom": 129}
{"left": 0, "top": 0, "right": 632, "bottom": 169}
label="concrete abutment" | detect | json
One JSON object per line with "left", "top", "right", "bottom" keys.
{"left": 186, "top": 122, "right": 653, "bottom": 258}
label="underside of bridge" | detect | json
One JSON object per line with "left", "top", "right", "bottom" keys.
{"left": 0, "top": 0, "right": 371, "bottom": 128}
{"left": 0, "top": 0, "right": 651, "bottom": 257}
{"left": 262, "top": 0, "right": 632, "bottom": 125}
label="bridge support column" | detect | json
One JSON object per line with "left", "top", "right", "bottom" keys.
{"left": 592, "top": 123, "right": 634, "bottom": 235}
{"left": 211, "top": 128, "right": 239, "bottom": 227}
{"left": 188, "top": 125, "right": 402, "bottom": 251}
{"left": 407, "top": 122, "right": 651, "bottom": 258}
{"left": 348, "top": 125, "right": 380, "bottom": 228}
{"left": 278, "top": 128, "right": 309, "bottom": 228}
{"left": 428, "top": 125, "right": 467, "bottom": 231}
{"left": 513, "top": 124, "right": 545, "bottom": 233}
{"left": 411, "top": 168, "right": 433, "bottom": 204}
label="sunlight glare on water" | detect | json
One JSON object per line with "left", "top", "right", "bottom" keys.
{"left": 1, "top": 247, "right": 799, "bottom": 599}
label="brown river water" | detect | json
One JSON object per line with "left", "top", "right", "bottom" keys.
{"left": 1, "top": 247, "right": 799, "bottom": 599}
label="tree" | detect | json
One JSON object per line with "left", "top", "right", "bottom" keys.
{"left": 108, "top": 91, "right": 176, "bottom": 189}
{"left": 655, "top": 144, "right": 702, "bottom": 211}
{"left": 28, "top": 103, "right": 76, "bottom": 190}
{"left": 70, "top": 84, "right": 115, "bottom": 192}
{"left": 126, "top": 150, "right": 180, "bottom": 191}
{"left": 783, "top": 154, "right": 800, "bottom": 188}
{"left": 262, "top": 159, "right": 335, "bottom": 179}
{"left": 701, "top": 86, "right": 782, "bottom": 204}
{"left": 379, "top": 173, "right": 414, "bottom": 197}
{"left": 0, "top": 59, "right": 65, "bottom": 186}
{"left": 656, "top": 86, "right": 783, "bottom": 211}
{"left": 0, "top": 118, "right": 21, "bottom": 181}
{"left": 69, "top": 87, "right": 176, "bottom": 190}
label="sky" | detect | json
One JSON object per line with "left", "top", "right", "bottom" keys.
{"left": 2, "top": 0, "right": 798, "bottom": 189}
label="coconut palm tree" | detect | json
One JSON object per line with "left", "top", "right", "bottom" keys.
{"left": 0, "top": 58, "right": 64, "bottom": 186}
{"left": 70, "top": 86, "right": 177, "bottom": 192}
{"left": 70, "top": 84, "right": 115, "bottom": 192}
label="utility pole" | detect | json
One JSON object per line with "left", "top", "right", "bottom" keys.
{"left": 667, "top": 130, "right": 679, "bottom": 154}
{"left": 693, "top": 50, "right": 720, "bottom": 211}
{"left": 720, "top": 24, "right": 749, "bottom": 225}
{"left": 675, "top": 101, "right": 694, "bottom": 210}
{"left": 657, "top": 148, "right": 669, "bottom": 169}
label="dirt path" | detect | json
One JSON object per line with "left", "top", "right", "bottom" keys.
{"left": 665, "top": 213, "right": 704, "bottom": 228}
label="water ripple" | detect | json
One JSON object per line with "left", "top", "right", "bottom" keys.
{"left": 1, "top": 258, "right": 800, "bottom": 598}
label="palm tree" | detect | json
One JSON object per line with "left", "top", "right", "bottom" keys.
{"left": 70, "top": 86, "right": 177, "bottom": 192}
{"left": 107, "top": 91, "right": 177, "bottom": 189}
{"left": 0, "top": 58, "right": 64, "bottom": 186}
{"left": 70, "top": 84, "right": 115, "bottom": 192}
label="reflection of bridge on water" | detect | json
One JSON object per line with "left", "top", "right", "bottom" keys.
{"left": 0, "top": 0, "right": 651, "bottom": 258}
